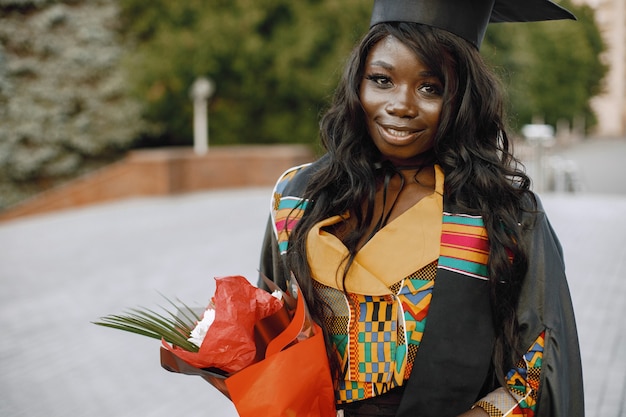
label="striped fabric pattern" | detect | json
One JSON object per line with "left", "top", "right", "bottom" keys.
{"left": 439, "top": 213, "right": 490, "bottom": 279}
{"left": 273, "top": 197, "right": 307, "bottom": 255}
{"left": 271, "top": 164, "right": 310, "bottom": 255}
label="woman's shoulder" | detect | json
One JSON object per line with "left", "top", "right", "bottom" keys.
{"left": 518, "top": 190, "right": 547, "bottom": 224}
{"left": 272, "top": 154, "right": 329, "bottom": 197}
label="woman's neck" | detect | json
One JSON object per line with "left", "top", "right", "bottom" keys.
{"left": 378, "top": 149, "right": 437, "bottom": 171}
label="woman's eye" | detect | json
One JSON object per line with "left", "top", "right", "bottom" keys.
{"left": 366, "top": 74, "right": 392, "bottom": 87}
{"left": 420, "top": 83, "right": 443, "bottom": 96}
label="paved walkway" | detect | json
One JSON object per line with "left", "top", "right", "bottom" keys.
{"left": 1, "top": 138, "right": 625, "bottom": 417}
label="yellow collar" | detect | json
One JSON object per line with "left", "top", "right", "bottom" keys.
{"left": 307, "top": 165, "right": 444, "bottom": 295}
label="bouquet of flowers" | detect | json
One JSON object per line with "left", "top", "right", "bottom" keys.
{"left": 93, "top": 275, "right": 336, "bottom": 417}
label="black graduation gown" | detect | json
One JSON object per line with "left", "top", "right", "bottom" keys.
{"left": 258, "top": 157, "right": 584, "bottom": 417}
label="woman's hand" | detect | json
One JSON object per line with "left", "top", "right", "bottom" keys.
{"left": 456, "top": 406, "right": 489, "bottom": 417}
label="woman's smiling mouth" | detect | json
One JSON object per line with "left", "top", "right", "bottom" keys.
{"left": 378, "top": 124, "right": 421, "bottom": 143}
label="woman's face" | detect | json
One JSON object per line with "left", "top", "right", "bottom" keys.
{"left": 359, "top": 35, "right": 443, "bottom": 165}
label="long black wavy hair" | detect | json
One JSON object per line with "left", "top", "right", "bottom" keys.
{"left": 286, "top": 22, "right": 536, "bottom": 382}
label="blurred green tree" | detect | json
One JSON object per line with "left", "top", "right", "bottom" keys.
{"left": 0, "top": 0, "right": 146, "bottom": 208}
{"left": 119, "top": 0, "right": 371, "bottom": 148}
{"left": 122, "top": 0, "right": 606, "bottom": 147}
{"left": 482, "top": 0, "right": 607, "bottom": 133}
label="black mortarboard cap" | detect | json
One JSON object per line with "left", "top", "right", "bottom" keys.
{"left": 370, "top": 0, "right": 576, "bottom": 49}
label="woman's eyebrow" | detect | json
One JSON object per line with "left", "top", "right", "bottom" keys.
{"left": 367, "top": 60, "right": 437, "bottom": 79}
{"left": 368, "top": 60, "right": 394, "bottom": 70}
{"left": 419, "top": 70, "right": 438, "bottom": 78}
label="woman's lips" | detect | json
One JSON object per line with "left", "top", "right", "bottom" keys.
{"left": 385, "top": 127, "right": 415, "bottom": 137}
{"left": 379, "top": 124, "right": 420, "bottom": 142}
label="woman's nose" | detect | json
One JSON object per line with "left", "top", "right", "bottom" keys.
{"left": 385, "top": 87, "right": 417, "bottom": 118}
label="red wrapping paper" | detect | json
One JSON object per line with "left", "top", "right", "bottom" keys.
{"left": 160, "top": 275, "right": 337, "bottom": 416}
{"left": 167, "top": 275, "right": 283, "bottom": 373}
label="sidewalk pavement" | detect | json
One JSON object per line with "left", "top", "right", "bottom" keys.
{"left": 1, "top": 142, "right": 625, "bottom": 416}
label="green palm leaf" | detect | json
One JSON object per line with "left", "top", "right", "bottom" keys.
{"left": 93, "top": 297, "right": 204, "bottom": 352}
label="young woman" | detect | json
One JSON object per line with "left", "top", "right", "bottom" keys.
{"left": 259, "top": 1, "right": 584, "bottom": 416}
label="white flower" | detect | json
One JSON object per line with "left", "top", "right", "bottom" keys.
{"left": 188, "top": 308, "right": 216, "bottom": 348}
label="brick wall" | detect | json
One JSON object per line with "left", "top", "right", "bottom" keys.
{"left": 0, "top": 145, "right": 315, "bottom": 222}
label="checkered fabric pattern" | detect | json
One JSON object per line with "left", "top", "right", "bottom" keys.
{"left": 314, "top": 262, "right": 437, "bottom": 403}
{"left": 474, "top": 332, "right": 546, "bottom": 416}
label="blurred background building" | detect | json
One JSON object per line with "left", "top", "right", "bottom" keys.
{"left": 573, "top": 0, "right": 626, "bottom": 137}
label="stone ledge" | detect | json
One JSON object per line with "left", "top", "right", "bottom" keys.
{"left": 0, "top": 145, "right": 314, "bottom": 222}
